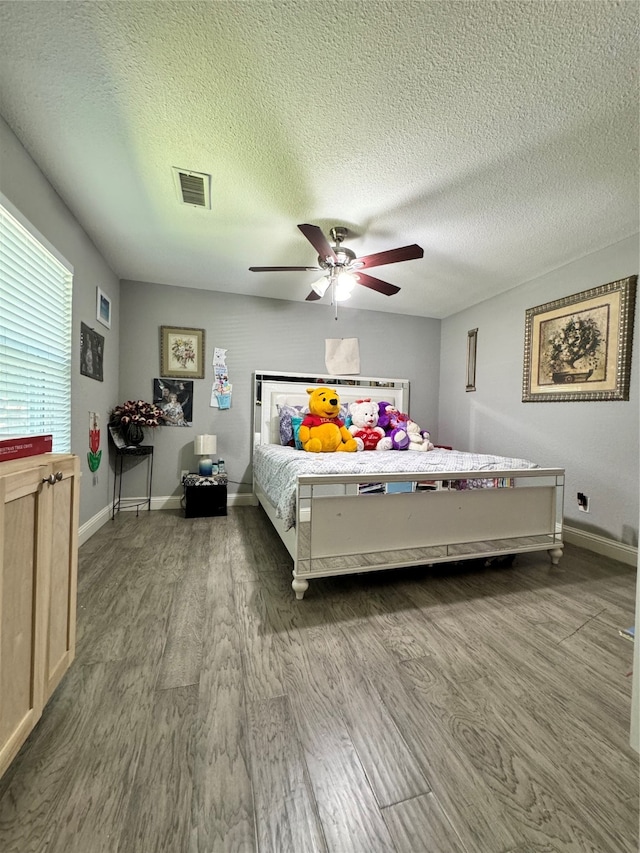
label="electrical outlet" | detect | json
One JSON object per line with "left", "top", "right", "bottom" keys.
{"left": 577, "top": 492, "right": 590, "bottom": 512}
{"left": 181, "top": 469, "right": 189, "bottom": 483}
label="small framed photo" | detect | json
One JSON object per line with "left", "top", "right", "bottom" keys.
{"left": 466, "top": 328, "right": 478, "bottom": 392}
{"left": 160, "top": 326, "right": 205, "bottom": 379}
{"left": 153, "top": 378, "right": 193, "bottom": 426}
{"left": 96, "top": 287, "right": 112, "bottom": 329}
{"left": 108, "top": 424, "right": 127, "bottom": 449}
{"left": 523, "top": 275, "right": 637, "bottom": 402}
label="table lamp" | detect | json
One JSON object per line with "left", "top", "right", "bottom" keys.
{"left": 194, "top": 434, "right": 217, "bottom": 476}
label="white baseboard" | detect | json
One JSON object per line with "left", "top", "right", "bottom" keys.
{"left": 232, "top": 493, "right": 259, "bottom": 507}
{"left": 563, "top": 524, "right": 638, "bottom": 567}
{"left": 79, "top": 492, "right": 257, "bottom": 544}
{"left": 78, "top": 505, "right": 113, "bottom": 546}
{"left": 147, "top": 493, "right": 256, "bottom": 510}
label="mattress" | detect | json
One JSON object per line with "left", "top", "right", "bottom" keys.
{"left": 253, "top": 444, "right": 539, "bottom": 530}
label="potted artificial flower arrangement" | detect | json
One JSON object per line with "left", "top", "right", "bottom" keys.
{"left": 109, "top": 399, "right": 165, "bottom": 445}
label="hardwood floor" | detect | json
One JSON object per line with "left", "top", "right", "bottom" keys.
{"left": 0, "top": 506, "right": 637, "bottom": 852}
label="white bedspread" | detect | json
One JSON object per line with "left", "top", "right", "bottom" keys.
{"left": 253, "top": 444, "right": 539, "bottom": 530}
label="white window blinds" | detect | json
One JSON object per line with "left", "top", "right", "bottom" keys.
{"left": 0, "top": 196, "right": 73, "bottom": 452}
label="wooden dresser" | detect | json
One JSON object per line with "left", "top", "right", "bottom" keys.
{"left": 0, "top": 453, "right": 80, "bottom": 779}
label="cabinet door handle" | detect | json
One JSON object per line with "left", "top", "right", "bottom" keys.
{"left": 42, "top": 472, "right": 64, "bottom": 485}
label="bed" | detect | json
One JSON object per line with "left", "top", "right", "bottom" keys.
{"left": 252, "top": 371, "right": 564, "bottom": 599}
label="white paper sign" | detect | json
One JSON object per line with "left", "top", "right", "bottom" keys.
{"left": 325, "top": 337, "right": 360, "bottom": 375}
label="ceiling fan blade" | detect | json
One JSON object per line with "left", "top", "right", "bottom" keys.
{"left": 305, "top": 290, "right": 322, "bottom": 301}
{"left": 298, "top": 223, "right": 339, "bottom": 263}
{"left": 355, "top": 272, "right": 401, "bottom": 296}
{"left": 249, "top": 266, "right": 321, "bottom": 272}
{"left": 357, "top": 244, "right": 424, "bottom": 269}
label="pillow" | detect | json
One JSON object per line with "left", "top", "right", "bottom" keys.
{"left": 277, "top": 403, "right": 305, "bottom": 446}
{"left": 291, "top": 415, "right": 303, "bottom": 450}
{"left": 338, "top": 403, "right": 350, "bottom": 425}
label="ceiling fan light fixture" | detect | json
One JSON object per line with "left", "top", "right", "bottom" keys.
{"left": 311, "top": 276, "right": 330, "bottom": 297}
{"left": 334, "top": 271, "right": 357, "bottom": 302}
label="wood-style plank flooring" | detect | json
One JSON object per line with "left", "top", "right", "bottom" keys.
{"left": 0, "top": 506, "right": 637, "bottom": 852}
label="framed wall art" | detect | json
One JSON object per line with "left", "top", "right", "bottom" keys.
{"left": 466, "top": 328, "right": 478, "bottom": 392}
{"left": 96, "top": 287, "right": 111, "bottom": 329}
{"left": 153, "top": 378, "right": 193, "bottom": 426}
{"left": 80, "top": 322, "right": 104, "bottom": 382}
{"left": 522, "top": 275, "right": 636, "bottom": 402}
{"left": 160, "top": 326, "right": 205, "bottom": 379}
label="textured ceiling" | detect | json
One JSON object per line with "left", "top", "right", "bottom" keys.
{"left": 0, "top": 1, "right": 637, "bottom": 318}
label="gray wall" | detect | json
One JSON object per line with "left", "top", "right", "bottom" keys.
{"left": 440, "top": 235, "right": 639, "bottom": 545}
{"left": 0, "top": 116, "right": 120, "bottom": 527}
{"left": 2, "top": 112, "right": 638, "bottom": 551}
{"left": 119, "top": 281, "right": 441, "bottom": 499}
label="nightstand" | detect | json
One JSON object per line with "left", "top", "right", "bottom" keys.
{"left": 183, "top": 473, "right": 227, "bottom": 518}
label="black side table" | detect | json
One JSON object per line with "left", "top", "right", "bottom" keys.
{"left": 112, "top": 445, "right": 154, "bottom": 519}
{"left": 183, "top": 473, "right": 228, "bottom": 518}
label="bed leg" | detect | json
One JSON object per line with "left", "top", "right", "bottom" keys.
{"left": 549, "top": 547, "right": 563, "bottom": 566}
{"left": 292, "top": 576, "right": 309, "bottom": 600}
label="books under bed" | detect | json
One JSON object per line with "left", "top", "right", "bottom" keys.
{"left": 252, "top": 371, "right": 564, "bottom": 600}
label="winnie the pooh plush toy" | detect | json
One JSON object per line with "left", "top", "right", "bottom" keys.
{"left": 348, "top": 398, "right": 392, "bottom": 451}
{"left": 299, "top": 387, "right": 358, "bottom": 453}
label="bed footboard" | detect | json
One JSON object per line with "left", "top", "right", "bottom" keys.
{"left": 288, "top": 469, "right": 564, "bottom": 599}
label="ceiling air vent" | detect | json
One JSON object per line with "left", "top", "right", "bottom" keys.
{"left": 172, "top": 167, "right": 211, "bottom": 208}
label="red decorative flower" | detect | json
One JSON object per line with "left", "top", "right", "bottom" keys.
{"left": 89, "top": 428, "right": 100, "bottom": 453}
{"left": 109, "top": 399, "right": 164, "bottom": 428}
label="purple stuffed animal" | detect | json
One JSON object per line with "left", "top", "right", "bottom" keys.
{"left": 377, "top": 401, "right": 410, "bottom": 450}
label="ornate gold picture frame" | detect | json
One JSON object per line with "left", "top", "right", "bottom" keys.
{"left": 523, "top": 275, "right": 636, "bottom": 402}
{"left": 160, "top": 326, "right": 205, "bottom": 379}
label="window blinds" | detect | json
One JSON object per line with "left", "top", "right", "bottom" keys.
{"left": 0, "top": 197, "right": 73, "bottom": 452}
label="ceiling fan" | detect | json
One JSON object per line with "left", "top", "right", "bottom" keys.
{"left": 249, "top": 224, "right": 424, "bottom": 305}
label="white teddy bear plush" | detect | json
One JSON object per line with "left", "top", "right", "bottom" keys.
{"left": 348, "top": 399, "right": 393, "bottom": 451}
{"left": 407, "top": 420, "right": 435, "bottom": 451}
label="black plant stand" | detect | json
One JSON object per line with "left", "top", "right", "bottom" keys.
{"left": 112, "top": 445, "right": 154, "bottom": 519}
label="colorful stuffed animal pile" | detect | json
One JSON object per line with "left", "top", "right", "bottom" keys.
{"left": 377, "top": 401, "right": 434, "bottom": 451}
{"left": 348, "top": 399, "right": 392, "bottom": 451}
{"left": 299, "top": 387, "right": 358, "bottom": 453}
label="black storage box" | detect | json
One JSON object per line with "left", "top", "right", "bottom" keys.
{"left": 183, "top": 474, "right": 227, "bottom": 518}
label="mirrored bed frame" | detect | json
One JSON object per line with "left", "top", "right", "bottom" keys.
{"left": 252, "top": 371, "right": 564, "bottom": 599}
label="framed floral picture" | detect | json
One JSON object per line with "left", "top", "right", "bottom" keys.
{"left": 522, "top": 275, "right": 636, "bottom": 402}
{"left": 160, "top": 326, "right": 205, "bottom": 379}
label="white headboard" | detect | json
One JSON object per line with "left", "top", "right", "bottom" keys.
{"left": 253, "top": 370, "right": 409, "bottom": 447}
